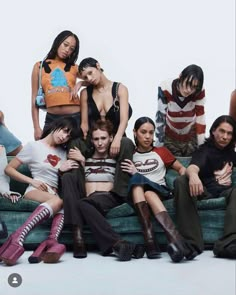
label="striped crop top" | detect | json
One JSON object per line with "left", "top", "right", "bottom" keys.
{"left": 85, "top": 158, "right": 116, "bottom": 182}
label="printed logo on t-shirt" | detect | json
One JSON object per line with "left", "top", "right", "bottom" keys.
{"left": 134, "top": 159, "right": 159, "bottom": 173}
{"left": 45, "top": 154, "right": 61, "bottom": 167}
{"left": 85, "top": 166, "right": 115, "bottom": 177}
{"left": 51, "top": 68, "right": 68, "bottom": 87}
{"left": 214, "top": 162, "right": 233, "bottom": 186}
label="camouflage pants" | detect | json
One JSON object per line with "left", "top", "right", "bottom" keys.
{"left": 164, "top": 135, "right": 198, "bottom": 157}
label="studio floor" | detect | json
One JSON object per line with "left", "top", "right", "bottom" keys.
{"left": 0, "top": 250, "right": 235, "bottom": 295}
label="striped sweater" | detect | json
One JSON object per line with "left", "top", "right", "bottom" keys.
{"left": 155, "top": 79, "right": 206, "bottom": 146}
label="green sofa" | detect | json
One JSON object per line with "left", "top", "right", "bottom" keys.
{"left": 0, "top": 157, "right": 227, "bottom": 250}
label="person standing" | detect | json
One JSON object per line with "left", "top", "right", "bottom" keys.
{"left": 155, "top": 64, "right": 205, "bottom": 156}
{"left": 78, "top": 57, "right": 132, "bottom": 158}
{"left": 31, "top": 30, "right": 83, "bottom": 140}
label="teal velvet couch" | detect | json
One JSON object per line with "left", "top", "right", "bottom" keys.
{"left": 0, "top": 157, "right": 227, "bottom": 250}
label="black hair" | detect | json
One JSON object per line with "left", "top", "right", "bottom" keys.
{"left": 179, "top": 64, "right": 204, "bottom": 93}
{"left": 41, "top": 117, "right": 80, "bottom": 144}
{"left": 45, "top": 30, "right": 80, "bottom": 72}
{"left": 206, "top": 115, "right": 236, "bottom": 149}
{"left": 91, "top": 119, "right": 114, "bottom": 137}
{"left": 134, "top": 117, "right": 155, "bottom": 131}
{"left": 78, "top": 57, "right": 103, "bottom": 74}
{"left": 133, "top": 117, "right": 155, "bottom": 146}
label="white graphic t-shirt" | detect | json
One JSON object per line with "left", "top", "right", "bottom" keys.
{"left": 133, "top": 147, "right": 176, "bottom": 185}
{"left": 17, "top": 140, "right": 66, "bottom": 189}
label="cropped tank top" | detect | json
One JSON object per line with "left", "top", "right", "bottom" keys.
{"left": 85, "top": 157, "right": 116, "bottom": 182}
{"left": 39, "top": 59, "right": 80, "bottom": 108}
{"left": 86, "top": 82, "right": 132, "bottom": 134}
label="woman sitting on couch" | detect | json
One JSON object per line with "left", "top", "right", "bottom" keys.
{"left": 0, "top": 117, "right": 79, "bottom": 266}
{"left": 61, "top": 119, "right": 143, "bottom": 261}
{"left": 121, "top": 116, "right": 198, "bottom": 262}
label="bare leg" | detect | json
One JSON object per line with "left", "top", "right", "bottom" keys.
{"left": 145, "top": 191, "right": 166, "bottom": 214}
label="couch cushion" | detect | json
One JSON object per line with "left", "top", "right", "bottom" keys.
{"left": 197, "top": 197, "right": 226, "bottom": 210}
{"left": 165, "top": 157, "right": 191, "bottom": 189}
{"left": 106, "top": 203, "right": 135, "bottom": 218}
{"left": 105, "top": 196, "right": 226, "bottom": 218}
{"left": 175, "top": 157, "right": 192, "bottom": 167}
{"left": 164, "top": 197, "right": 225, "bottom": 213}
{"left": 0, "top": 197, "right": 39, "bottom": 212}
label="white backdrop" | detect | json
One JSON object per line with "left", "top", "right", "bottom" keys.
{"left": 1, "top": 0, "right": 235, "bottom": 144}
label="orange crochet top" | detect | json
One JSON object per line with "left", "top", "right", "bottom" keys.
{"left": 39, "top": 59, "right": 80, "bottom": 108}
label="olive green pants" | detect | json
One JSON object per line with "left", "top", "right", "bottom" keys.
{"left": 174, "top": 175, "right": 236, "bottom": 255}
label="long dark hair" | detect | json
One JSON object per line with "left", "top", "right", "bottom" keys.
{"left": 206, "top": 115, "right": 236, "bottom": 149}
{"left": 133, "top": 117, "right": 155, "bottom": 146}
{"left": 41, "top": 117, "right": 80, "bottom": 147}
{"left": 45, "top": 30, "right": 80, "bottom": 72}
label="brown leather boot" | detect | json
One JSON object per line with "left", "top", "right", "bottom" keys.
{"left": 155, "top": 211, "right": 197, "bottom": 262}
{"left": 73, "top": 225, "right": 87, "bottom": 258}
{"left": 135, "top": 201, "right": 161, "bottom": 259}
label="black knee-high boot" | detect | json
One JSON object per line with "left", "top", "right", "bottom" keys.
{"left": 135, "top": 201, "right": 161, "bottom": 259}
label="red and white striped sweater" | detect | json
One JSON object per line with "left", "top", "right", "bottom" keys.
{"left": 155, "top": 79, "right": 206, "bottom": 146}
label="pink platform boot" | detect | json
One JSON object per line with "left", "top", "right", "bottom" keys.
{"left": 0, "top": 205, "right": 51, "bottom": 266}
{"left": 28, "top": 212, "right": 66, "bottom": 264}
